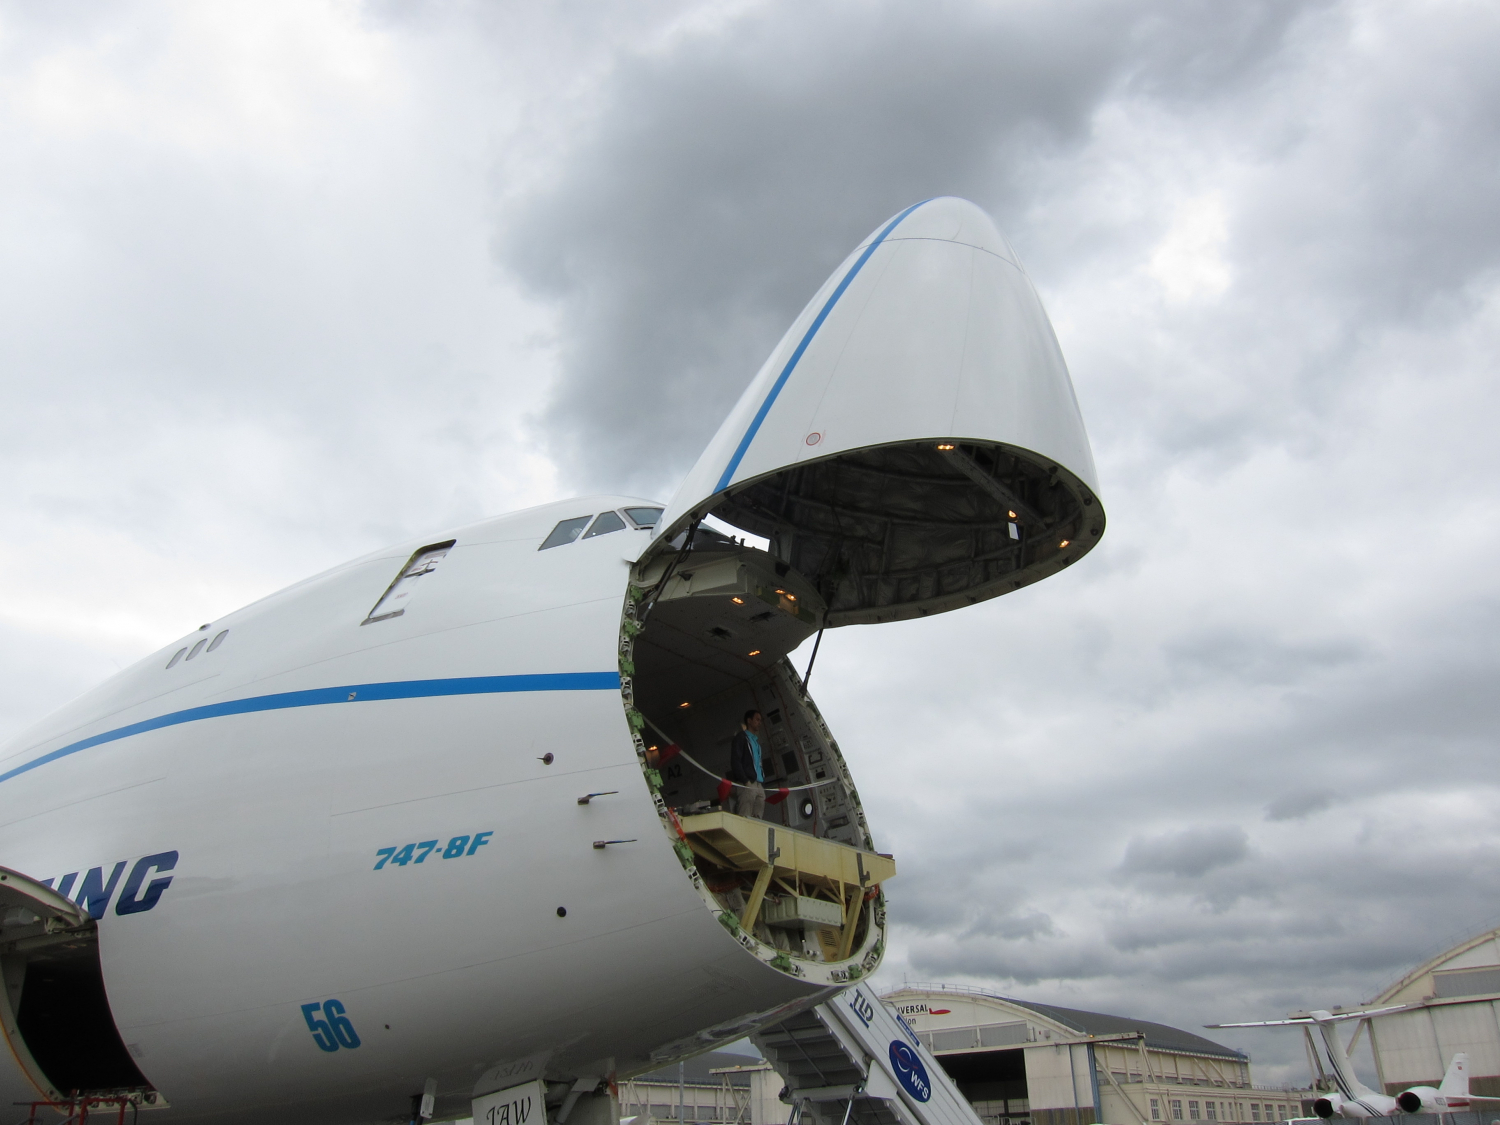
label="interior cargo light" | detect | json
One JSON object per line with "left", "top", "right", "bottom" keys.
{"left": 678, "top": 701, "right": 691, "bottom": 709}
{"left": 748, "top": 650, "right": 761, "bottom": 656}
{"left": 936, "top": 442, "right": 956, "bottom": 451}
{"left": 1059, "top": 539, "right": 1070, "bottom": 548}
{"left": 785, "top": 593, "right": 796, "bottom": 601}
{"left": 731, "top": 596, "right": 744, "bottom": 604}
{"left": 1008, "top": 510, "right": 1017, "bottom": 519}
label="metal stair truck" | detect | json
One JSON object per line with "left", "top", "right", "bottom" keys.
{"left": 754, "top": 985, "right": 986, "bottom": 1125}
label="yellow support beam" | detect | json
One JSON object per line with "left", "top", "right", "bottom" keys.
{"left": 836, "top": 883, "right": 862, "bottom": 961}
{"left": 683, "top": 834, "right": 737, "bottom": 870}
{"left": 740, "top": 865, "right": 775, "bottom": 932}
{"left": 678, "top": 811, "right": 896, "bottom": 888}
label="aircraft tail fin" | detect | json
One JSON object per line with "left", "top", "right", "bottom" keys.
{"left": 1439, "top": 1053, "right": 1470, "bottom": 1098}
{"left": 1310, "top": 1013, "right": 1380, "bottom": 1100}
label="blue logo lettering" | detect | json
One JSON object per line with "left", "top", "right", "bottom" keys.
{"left": 116, "top": 851, "right": 179, "bottom": 916}
{"left": 848, "top": 990, "right": 876, "bottom": 1029}
{"left": 42, "top": 851, "right": 178, "bottom": 918}
{"left": 889, "top": 1040, "right": 932, "bottom": 1103}
{"left": 76, "top": 861, "right": 127, "bottom": 920}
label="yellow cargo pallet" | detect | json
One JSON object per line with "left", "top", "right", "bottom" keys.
{"left": 679, "top": 811, "right": 896, "bottom": 953}
{"left": 679, "top": 811, "right": 896, "bottom": 887}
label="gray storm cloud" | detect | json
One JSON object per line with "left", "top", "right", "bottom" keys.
{"left": 1265, "top": 790, "right": 1336, "bottom": 822}
{"left": 1121, "top": 826, "right": 1251, "bottom": 878}
{"left": 495, "top": 0, "right": 1322, "bottom": 495}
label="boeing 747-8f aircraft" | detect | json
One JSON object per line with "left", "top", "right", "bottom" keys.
{"left": 0, "top": 198, "right": 1104, "bottom": 1124}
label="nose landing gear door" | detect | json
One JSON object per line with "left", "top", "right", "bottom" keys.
{"left": 639, "top": 196, "right": 1105, "bottom": 626}
{"left": 0, "top": 866, "right": 89, "bottom": 1104}
{"left": 0, "top": 865, "right": 154, "bottom": 1105}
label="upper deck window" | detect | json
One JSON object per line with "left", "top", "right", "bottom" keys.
{"left": 363, "top": 541, "right": 455, "bottom": 624}
{"left": 582, "top": 511, "right": 626, "bottom": 539}
{"left": 539, "top": 516, "right": 592, "bottom": 550}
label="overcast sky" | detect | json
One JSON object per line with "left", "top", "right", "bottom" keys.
{"left": 4, "top": 0, "right": 1499, "bottom": 1086}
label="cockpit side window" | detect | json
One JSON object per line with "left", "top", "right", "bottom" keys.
{"left": 539, "top": 516, "right": 593, "bottom": 550}
{"left": 582, "top": 511, "right": 626, "bottom": 539}
{"left": 623, "top": 507, "right": 663, "bottom": 528}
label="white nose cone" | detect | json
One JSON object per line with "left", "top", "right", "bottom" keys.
{"left": 652, "top": 197, "right": 1104, "bottom": 626}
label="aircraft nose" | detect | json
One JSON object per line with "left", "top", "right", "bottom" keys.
{"left": 853, "top": 195, "right": 1021, "bottom": 267}
{"left": 648, "top": 195, "right": 1104, "bottom": 626}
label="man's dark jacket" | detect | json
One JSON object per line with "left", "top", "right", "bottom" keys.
{"left": 727, "top": 730, "right": 762, "bottom": 784}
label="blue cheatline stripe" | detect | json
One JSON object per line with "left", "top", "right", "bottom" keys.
{"left": 0, "top": 671, "right": 621, "bottom": 787}
{"left": 712, "top": 198, "right": 933, "bottom": 495}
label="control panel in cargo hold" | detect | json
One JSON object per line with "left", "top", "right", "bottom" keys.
{"left": 763, "top": 895, "right": 845, "bottom": 929}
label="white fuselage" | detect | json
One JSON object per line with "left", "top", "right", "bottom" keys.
{"left": 0, "top": 496, "right": 834, "bottom": 1123}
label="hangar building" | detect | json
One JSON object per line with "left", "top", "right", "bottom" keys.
{"left": 1355, "top": 925, "right": 1500, "bottom": 1097}
{"left": 884, "top": 986, "right": 1308, "bottom": 1125}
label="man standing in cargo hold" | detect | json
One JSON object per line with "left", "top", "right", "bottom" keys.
{"left": 729, "top": 710, "right": 767, "bottom": 819}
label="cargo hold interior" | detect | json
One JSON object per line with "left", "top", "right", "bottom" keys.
{"left": 626, "top": 526, "right": 890, "bottom": 964}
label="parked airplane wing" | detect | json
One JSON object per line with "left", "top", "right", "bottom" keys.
{"left": 1208, "top": 1006, "right": 1411, "bottom": 1028}
{"left": 1208, "top": 1020, "right": 1319, "bottom": 1028}
{"left": 645, "top": 197, "right": 1104, "bottom": 626}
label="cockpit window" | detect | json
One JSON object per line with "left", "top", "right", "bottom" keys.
{"left": 623, "top": 507, "right": 663, "bottom": 528}
{"left": 539, "top": 516, "right": 593, "bottom": 550}
{"left": 582, "top": 511, "right": 626, "bottom": 539}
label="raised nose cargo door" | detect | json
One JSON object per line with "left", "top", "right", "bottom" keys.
{"left": 641, "top": 196, "right": 1103, "bottom": 625}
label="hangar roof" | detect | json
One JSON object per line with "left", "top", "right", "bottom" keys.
{"left": 1005, "top": 997, "right": 1246, "bottom": 1060}
{"left": 883, "top": 986, "right": 1246, "bottom": 1061}
{"left": 1373, "top": 924, "right": 1500, "bottom": 1006}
